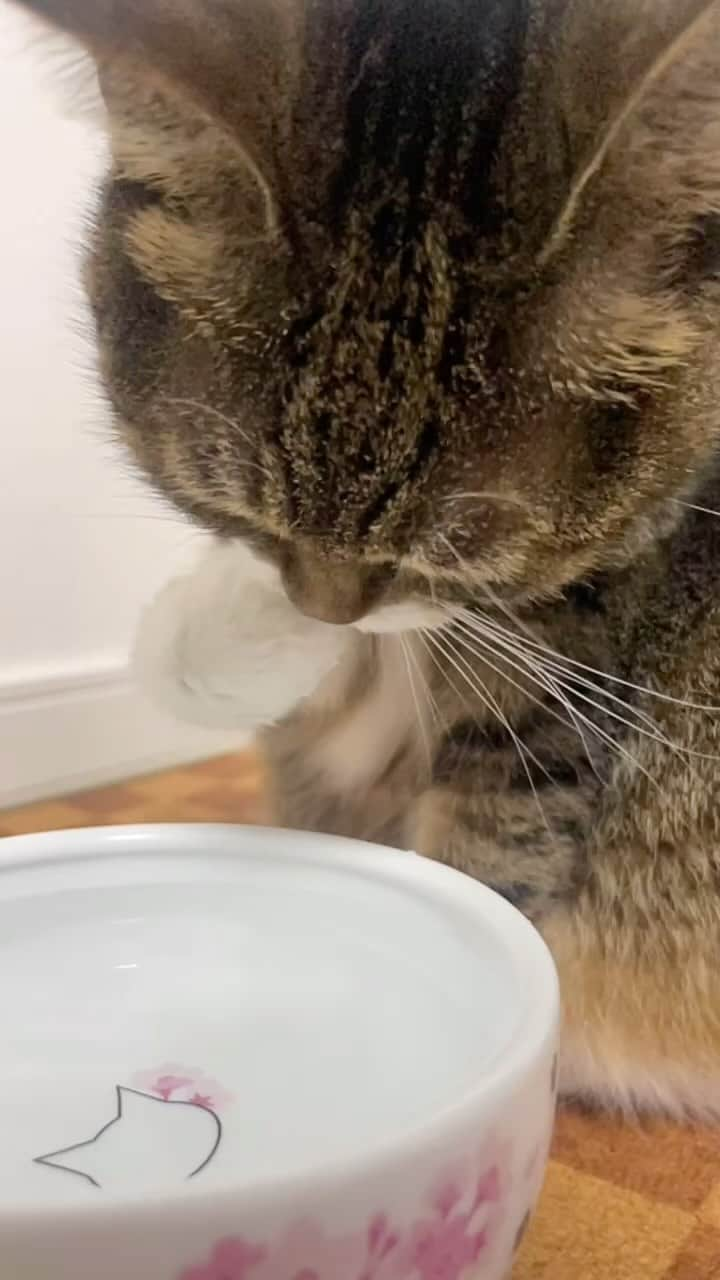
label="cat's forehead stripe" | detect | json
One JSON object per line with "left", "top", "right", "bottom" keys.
{"left": 330, "top": 0, "right": 530, "bottom": 233}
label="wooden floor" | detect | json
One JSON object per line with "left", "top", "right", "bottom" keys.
{"left": 2, "top": 754, "right": 720, "bottom": 1278}
{"left": 0, "top": 750, "right": 267, "bottom": 837}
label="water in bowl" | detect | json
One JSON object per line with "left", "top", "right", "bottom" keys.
{"left": 0, "top": 830, "right": 525, "bottom": 1208}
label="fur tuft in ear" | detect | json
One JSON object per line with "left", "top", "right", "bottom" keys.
{"left": 4, "top": 4, "right": 105, "bottom": 127}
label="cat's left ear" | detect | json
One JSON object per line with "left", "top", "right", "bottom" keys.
{"left": 8, "top": 0, "right": 307, "bottom": 195}
{"left": 540, "top": 0, "right": 720, "bottom": 263}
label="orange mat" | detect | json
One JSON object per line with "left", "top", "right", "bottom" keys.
{"left": 3, "top": 751, "right": 719, "bottom": 1279}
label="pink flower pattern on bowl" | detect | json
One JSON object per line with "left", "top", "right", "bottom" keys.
{"left": 178, "top": 1148, "right": 509, "bottom": 1280}
{"left": 256, "top": 1217, "right": 375, "bottom": 1280}
{"left": 180, "top": 1237, "right": 267, "bottom": 1280}
{"left": 401, "top": 1166, "right": 502, "bottom": 1280}
{"left": 131, "top": 1064, "right": 234, "bottom": 1112}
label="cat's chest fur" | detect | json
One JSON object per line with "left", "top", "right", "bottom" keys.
{"left": 305, "top": 636, "right": 430, "bottom": 793}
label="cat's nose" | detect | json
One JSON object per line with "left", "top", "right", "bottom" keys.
{"left": 280, "top": 547, "right": 385, "bottom": 625}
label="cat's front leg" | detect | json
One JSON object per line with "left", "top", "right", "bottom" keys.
{"left": 407, "top": 741, "right": 598, "bottom": 922}
{"left": 411, "top": 749, "right": 720, "bottom": 1117}
{"left": 133, "top": 541, "right": 356, "bottom": 730}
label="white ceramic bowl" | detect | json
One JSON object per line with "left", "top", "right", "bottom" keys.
{"left": 0, "top": 824, "right": 558, "bottom": 1280}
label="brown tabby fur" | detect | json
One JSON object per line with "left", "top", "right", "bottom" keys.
{"left": 16, "top": 0, "right": 720, "bottom": 1113}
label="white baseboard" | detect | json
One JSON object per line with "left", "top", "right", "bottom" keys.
{"left": 0, "top": 661, "right": 246, "bottom": 808}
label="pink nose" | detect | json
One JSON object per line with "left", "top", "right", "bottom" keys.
{"left": 280, "top": 548, "right": 385, "bottom": 625}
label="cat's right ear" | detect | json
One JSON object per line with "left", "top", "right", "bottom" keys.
{"left": 8, "top": 0, "right": 306, "bottom": 194}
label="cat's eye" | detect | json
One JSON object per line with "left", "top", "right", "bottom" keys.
{"left": 585, "top": 398, "right": 641, "bottom": 475}
{"left": 483, "top": 323, "right": 513, "bottom": 376}
{"left": 686, "top": 213, "right": 720, "bottom": 284}
{"left": 667, "top": 213, "right": 720, "bottom": 291}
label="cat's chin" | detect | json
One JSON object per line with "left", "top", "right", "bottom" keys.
{"left": 354, "top": 602, "right": 448, "bottom": 635}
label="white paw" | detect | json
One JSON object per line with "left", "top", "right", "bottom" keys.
{"left": 132, "top": 543, "right": 351, "bottom": 730}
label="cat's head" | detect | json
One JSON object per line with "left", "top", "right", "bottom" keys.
{"left": 15, "top": 0, "right": 720, "bottom": 628}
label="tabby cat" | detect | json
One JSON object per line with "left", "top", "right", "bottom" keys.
{"left": 16, "top": 0, "right": 720, "bottom": 1116}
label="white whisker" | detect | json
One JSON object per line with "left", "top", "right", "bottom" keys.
{"left": 479, "top": 581, "right": 544, "bottom": 647}
{"left": 466, "top": 608, "right": 691, "bottom": 749}
{"left": 436, "top": 531, "right": 465, "bottom": 567}
{"left": 521, "top": 651, "right": 715, "bottom": 765}
{"left": 446, "top": 613, "right": 660, "bottom": 789}
{"left": 456, "top": 604, "right": 720, "bottom": 712}
{"left": 427, "top": 627, "right": 555, "bottom": 833}
{"left": 672, "top": 498, "right": 720, "bottom": 520}
{"left": 161, "top": 396, "right": 274, "bottom": 481}
{"left": 409, "top": 633, "right": 447, "bottom": 736}
{"left": 448, "top": 617, "right": 604, "bottom": 782}
{"left": 399, "top": 635, "right": 432, "bottom": 777}
{"left": 443, "top": 490, "right": 531, "bottom": 511}
{"left": 455, "top": 607, "right": 718, "bottom": 763}
{"left": 162, "top": 396, "right": 256, "bottom": 448}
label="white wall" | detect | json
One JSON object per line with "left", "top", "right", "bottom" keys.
{"left": 0, "top": 6, "right": 241, "bottom": 805}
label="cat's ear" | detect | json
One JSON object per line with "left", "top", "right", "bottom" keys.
{"left": 8, "top": 0, "right": 304, "bottom": 189}
{"left": 541, "top": 0, "right": 720, "bottom": 263}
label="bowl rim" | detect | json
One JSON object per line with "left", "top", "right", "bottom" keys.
{"left": 0, "top": 822, "right": 559, "bottom": 1222}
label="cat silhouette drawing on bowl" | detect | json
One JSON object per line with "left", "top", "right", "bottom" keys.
{"left": 14, "top": 0, "right": 720, "bottom": 1119}
{"left": 34, "top": 1087, "right": 222, "bottom": 1192}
